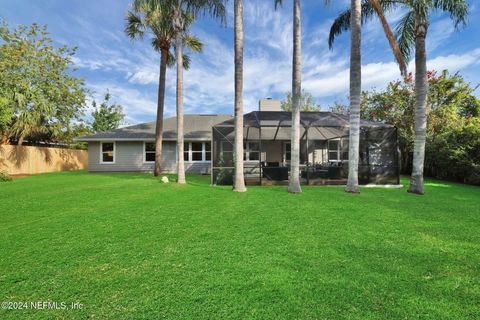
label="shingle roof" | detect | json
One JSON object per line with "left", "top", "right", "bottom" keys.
{"left": 76, "top": 114, "right": 233, "bottom": 141}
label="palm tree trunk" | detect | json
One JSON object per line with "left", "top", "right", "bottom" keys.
{"left": 233, "top": 0, "right": 246, "bottom": 192}
{"left": 288, "top": 0, "right": 302, "bottom": 194}
{"left": 408, "top": 19, "right": 428, "bottom": 195}
{"left": 346, "top": 0, "right": 362, "bottom": 193}
{"left": 154, "top": 48, "right": 168, "bottom": 177}
{"left": 368, "top": 0, "right": 407, "bottom": 77}
{"left": 17, "top": 136, "right": 24, "bottom": 146}
{"left": 174, "top": 7, "right": 186, "bottom": 184}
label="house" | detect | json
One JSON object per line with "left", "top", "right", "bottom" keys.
{"left": 76, "top": 114, "right": 232, "bottom": 174}
{"left": 77, "top": 99, "right": 400, "bottom": 185}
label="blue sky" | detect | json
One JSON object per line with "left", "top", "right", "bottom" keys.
{"left": 2, "top": 0, "right": 479, "bottom": 124}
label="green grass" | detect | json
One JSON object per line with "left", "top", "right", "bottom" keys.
{"left": 0, "top": 171, "right": 479, "bottom": 319}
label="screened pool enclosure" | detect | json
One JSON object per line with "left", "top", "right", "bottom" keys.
{"left": 211, "top": 111, "right": 400, "bottom": 186}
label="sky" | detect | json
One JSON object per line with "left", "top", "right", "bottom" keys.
{"left": 1, "top": 0, "right": 479, "bottom": 124}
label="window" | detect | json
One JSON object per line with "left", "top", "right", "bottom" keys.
{"left": 328, "top": 139, "right": 349, "bottom": 162}
{"left": 244, "top": 142, "right": 260, "bottom": 161}
{"left": 184, "top": 142, "right": 211, "bottom": 162}
{"left": 100, "top": 142, "right": 115, "bottom": 163}
{"left": 205, "top": 142, "right": 211, "bottom": 161}
{"left": 328, "top": 140, "right": 339, "bottom": 161}
{"left": 284, "top": 143, "right": 291, "bottom": 162}
{"left": 184, "top": 142, "right": 190, "bottom": 162}
{"left": 144, "top": 142, "right": 155, "bottom": 162}
{"left": 191, "top": 142, "right": 203, "bottom": 161}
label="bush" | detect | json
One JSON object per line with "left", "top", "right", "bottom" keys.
{"left": 0, "top": 171, "right": 12, "bottom": 182}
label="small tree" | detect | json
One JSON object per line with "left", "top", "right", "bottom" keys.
{"left": 90, "top": 93, "right": 125, "bottom": 133}
{"left": 281, "top": 90, "right": 321, "bottom": 112}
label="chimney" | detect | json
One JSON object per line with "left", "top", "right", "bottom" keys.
{"left": 258, "top": 98, "right": 282, "bottom": 112}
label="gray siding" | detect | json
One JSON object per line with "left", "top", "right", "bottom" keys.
{"left": 88, "top": 141, "right": 210, "bottom": 174}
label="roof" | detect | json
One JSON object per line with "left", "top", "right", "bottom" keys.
{"left": 76, "top": 114, "right": 233, "bottom": 142}
{"left": 214, "top": 111, "right": 394, "bottom": 128}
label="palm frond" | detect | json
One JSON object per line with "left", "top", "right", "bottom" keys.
{"left": 274, "top": 0, "right": 282, "bottom": 10}
{"left": 328, "top": 0, "right": 403, "bottom": 49}
{"left": 183, "top": 35, "right": 203, "bottom": 53}
{"left": 125, "top": 11, "right": 145, "bottom": 40}
{"left": 182, "top": 54, "right": 191, "bottom": 70}
{"left": 394, "top": 10, "right": 415, "bottom": 64}
{"left": 433, "top": 0, "right": 469, "bottom": 28}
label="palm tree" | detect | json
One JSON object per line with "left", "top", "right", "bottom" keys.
{"left": 345, "top": 0, "right": 362, "bottom": 193}
{"left": 329, "top": 0, "right": 468, "bottom": 194}
{"left": 274, "top": 0, "right": 302, "bottom": 194}
{"left": 233, "top": 0, "right": 246, "bottom": 192}
{"left": 126, "top": 0, "right": 201, "bottom": 177}
{"left": 171, "top": 0, "right": 225, "bottom": 185}
{"left": 131, "top": 0, "right": 225, "bottom": 184}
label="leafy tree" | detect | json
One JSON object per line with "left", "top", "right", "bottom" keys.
{"left": 361, "top": 70, "right": 480, "bottom": 185}
{"left": 0, "top": 96, "right": 14, "bottom": 143}
{"left": 0, "top": 21, "right": 87, "bottom": 145}
{"left": 281, "top": 90, "right": 321, "bottom": 112}
{"left": 330, "top": 102, "right": 349, "bottom": 115}
{"left": 90, "top": 93, "right": 125, "bottom": 133}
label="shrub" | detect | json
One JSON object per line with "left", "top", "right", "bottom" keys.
{"left": 0, "top": 171, "right": 12, "bottom": 182}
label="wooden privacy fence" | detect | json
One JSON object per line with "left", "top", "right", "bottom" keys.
{"left": 0, "top": 145, "right": 88, "bottom": 175}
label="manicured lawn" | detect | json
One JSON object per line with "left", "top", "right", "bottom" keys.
{"left": 0, "top": 171, "right": 479, "bottom": 319}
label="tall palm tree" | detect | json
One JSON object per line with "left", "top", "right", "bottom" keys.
{"left": 233, "top": 0, "right": 246, "bottom": 192}
{"left": 172, "top": 0, "right": 225, "bottom": 184}
{"left": 345, "top": 0, "right": 362, "bottom": 193}
{"left": 329, "top": 0, "right": 468, "bottom": 194}
{"left": 274, "top": 0, "right": 302, "bottom": 194}
{"left": 136, "top": 0, "right": 225, "bottom": 184}
{"left": 126, "top": 0, "right": 201, "bottom": 177}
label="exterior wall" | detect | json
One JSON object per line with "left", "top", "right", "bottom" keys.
{"left": 87, "top": 141, "right": 210, "bottom": 174}
{"left": 0, "top": 145, "right": 88, "bottom": 175}
{"left": 263, "top": 141, "right": 283, "bottom": 163}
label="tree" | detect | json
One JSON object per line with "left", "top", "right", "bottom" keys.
{"left": 328, "top": 0, "right": 469, "bottom": 194}
{"left": 90, "top": 93, "right": 125, "bottom": 133}
{"left": 361, "top": 70, "right": 480, "bottom": 185}
{"left": 0, "top": 21, "right": 87, "bottom": 145}
{"left": 345, "top": 0, "right": 362, "bottom": 193}
{"left": 0, "top": 96, "right": 14, "bottom": 143}
{"left": 233, "top": 0, "right": 246, "bottom": 192}
{"left": 147, "top": 0, "right": 225, "bottom": 185}
{"left": 126, "top": 1, "right": 202, "bottom": 177}
{"left": 274, "top": 0, "right": 303, "bottom": 194}
{"left": 281, "top": 90, "right": 321, "bottom": 112}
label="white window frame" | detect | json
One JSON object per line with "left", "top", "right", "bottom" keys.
{"left": 184, "top": 142, "right": 211, "bottom": 163}
{"left": 244, "top": 141, "right": 260, "bottom": 162}
{"left": 283, "top": 142, "right": 291, "bottom": 164}
{"left": 328, "top": 139, "right": 348, "bottom": 163}
{"left": 143, "top": 141, "right": 156, "bottom": 163}
{"left": 100, "top": 141, "right": 116, "bottom": 164}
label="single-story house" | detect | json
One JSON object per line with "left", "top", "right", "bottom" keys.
{"left": 76, "top": 114, "right": 232, "bottom": 174}
{"left": 77, "top": 99, "right": 400, "bottom": 186}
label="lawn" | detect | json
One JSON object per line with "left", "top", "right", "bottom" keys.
{"left": 0, "top": 171, "right": 479, "bottom": 319}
